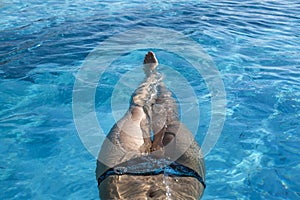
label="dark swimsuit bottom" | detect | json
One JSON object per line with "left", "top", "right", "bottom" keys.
{"left": 98, "top": 160, "right": 206, "bottom": 189}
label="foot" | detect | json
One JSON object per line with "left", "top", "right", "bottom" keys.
{"left": 143, "top": 51, "right": 158, "bottom": 71}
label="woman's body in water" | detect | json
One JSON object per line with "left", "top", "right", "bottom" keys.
{"left": 96, "top": 52, "right": 206, "bottom": 200}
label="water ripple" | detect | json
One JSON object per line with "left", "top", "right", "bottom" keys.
{"left": 1, "top": 0, "right": 300, "bottom": 199}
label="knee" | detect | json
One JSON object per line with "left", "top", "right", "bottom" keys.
{"left": 130, "top": 106, "right": 145, "bottom": 122}
{"left": 162, "top": 132, "right": 176, "bottom": 146}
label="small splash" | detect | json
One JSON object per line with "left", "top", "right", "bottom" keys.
{"left": 113, "top": 166, "right": 127, "bottom": 175}
{"left": 163, "top": 169, "right": 172, "bottom": 200}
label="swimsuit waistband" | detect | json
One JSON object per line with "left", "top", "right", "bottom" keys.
{"left": 98, "top": 161, "right": 206, "bottom": 189}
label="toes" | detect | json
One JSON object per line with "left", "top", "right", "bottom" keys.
{"left": 143, "top": 51, "right": 157, "bottom": 64}
{"left": 147, "top": 51, "right": 155, "bottom": 59}
{"left": 147, "top": 51, "right": 156, "bottom": 63}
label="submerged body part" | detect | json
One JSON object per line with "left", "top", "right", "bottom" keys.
{"left": 96, "top": 51, "right": 206, "bottom": 199}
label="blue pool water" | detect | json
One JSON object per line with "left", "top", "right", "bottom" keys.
{"left": 1, "top": 0, "right": 300, "bottom": 199}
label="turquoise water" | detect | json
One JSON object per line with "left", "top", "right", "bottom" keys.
{"left": 1, "top": 0, "right": 300, "bottom": 199}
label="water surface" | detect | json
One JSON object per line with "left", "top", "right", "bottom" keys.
{"left": 1, "top": 0, "right": 300, "bottom": 199}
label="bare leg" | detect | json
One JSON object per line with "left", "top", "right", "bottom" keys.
{"left": 130, "top": 51, "right": 162, "bottom": 149}
{"left": 96, "top": 52, "right": 160, "bottom": 175}
{"left": 151, "top": 81, "right": 178, "bottom": 151}
{"left": 97, "top": 51, "right": 206, "bottom": 200}
{"left": 150, "top": 66, "right": 206, "bottom": 198}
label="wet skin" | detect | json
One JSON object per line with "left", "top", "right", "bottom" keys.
{"left": 96, "top": 51, "right": 205, "bottom": 200}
